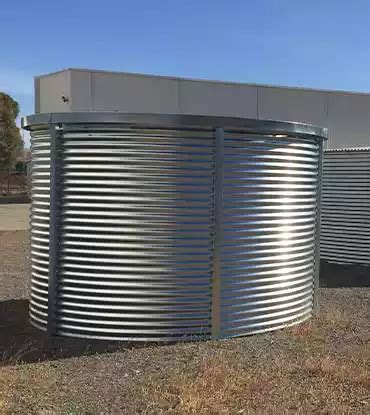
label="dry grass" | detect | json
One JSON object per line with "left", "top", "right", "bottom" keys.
{"left": 0, "top": 364, "right": 97, "bottom": 414}
{"left": 0, "top": 307, "right": 369, "bottom": 415}
{"left": 302, "top": 355, "right": 369, "bottom": 387}
{"left": 174, "top": 356, "right": 248, "bottom": 413}
{"left": 290, "top": 304, "right": 353, "bottom": 341}
{"left": 149, "top": 356, "right": 251, "bottom": 414}
{"left": 131, "top": 297, "right": 370, "bottom": 414}
{"left": 3, "top": 358, "right": 367, "bottom": 415}
{"left": 140, "top": 350, "right": 369, "bottom": 414}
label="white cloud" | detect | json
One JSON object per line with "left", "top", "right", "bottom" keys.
{"left": 0, "top": 68, "right": 34, "bottom": 96}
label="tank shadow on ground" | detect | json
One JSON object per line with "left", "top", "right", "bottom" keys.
{"left": 320, "top": 260, "right": 370, "bottom": 288}
{"left": 0, "top": 299, "right": 153, "bottom": 367}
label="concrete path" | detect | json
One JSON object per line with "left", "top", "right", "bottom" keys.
{"left": 0, "top": 204, "right": 30, "bottom": 231}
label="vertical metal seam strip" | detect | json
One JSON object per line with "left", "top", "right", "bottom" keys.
{"left": 211, "top": 127, "right": 224, "bottom": 339}
{"left": 47, "top": 124, "right": 61, "bottom": 335}
{"left": 313, "top": 138, "right": 324, "bottom": 312}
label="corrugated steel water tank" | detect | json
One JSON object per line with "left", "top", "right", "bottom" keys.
{"left": 22, "top": 113, "right": 327, "bottom": 341}
{"left": 321, "top": 148, "right": 370, "bottom": 265}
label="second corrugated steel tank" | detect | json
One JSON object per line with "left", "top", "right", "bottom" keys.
{"left": 321, "top": 148, "right": 370, "bottom": 265}
{"left": 23, "top": 113, "right": 326, "bottom": 341}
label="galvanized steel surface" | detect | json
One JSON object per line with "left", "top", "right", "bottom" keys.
{"left": 321, "top": 148, "right": 370, "bottom": 265}
{"left": 220, "top": 131, "right": 320, "bottom": 337}
{"left": 23, "top": 113, "right": 326, "bottom": 341}
{"left": 29, "top": 127, "right": 51, "bottom": 331}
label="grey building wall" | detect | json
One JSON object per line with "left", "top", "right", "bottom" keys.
{"left": 36, "top": 70, "right": 71, "bottom": 113}
{"left": 35, "top": 68, "right": 370, "bottom": 149}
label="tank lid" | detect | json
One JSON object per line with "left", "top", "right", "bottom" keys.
{"left": 22, "top": 112, "right": 328, "bottom": 139}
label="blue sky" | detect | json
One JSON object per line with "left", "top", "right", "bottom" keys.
{"left": 1, "top": 0, "right": 370, "bottom": 145}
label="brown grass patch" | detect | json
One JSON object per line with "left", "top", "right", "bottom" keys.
{"left": 302, "top": 355, "right": 369, "bottom": 387}
{"left": 289, "top": 302, "right": 356, "bottom": 343}
{"left": 164, "top": 355, "right": 250, "bottom": 414}
{"left": 0, "top": 369, "right": 15, "bottom": 413}
{"left": 0, "top": 365, "right": 93, "bottom": 414}
{"left": 141, "top": 350, "right": 370, "bottom": 414}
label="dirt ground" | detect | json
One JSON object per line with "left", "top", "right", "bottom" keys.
{"left": 0, "top": 227, "right": 369, "bottom": 413}
{"left": 0, "top": 204, "right": 29, "bottom": 231}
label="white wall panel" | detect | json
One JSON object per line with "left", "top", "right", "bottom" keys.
{"left": 37, "top": 70, "right": 71, "bottom": 113}
{"left": 258, "top": 86, "right": 327, "bottom": 126}
{"left": 327, "top": 93, "right": 370, "bottom": 149}
{"left": 70, "top": 70, "right": 92, "bottom": 111}
{"left": 90, "top": 71, "right": 179, "bottom": 113}
{"left": 178, "top": 80, "right": 257, "bottom": 118}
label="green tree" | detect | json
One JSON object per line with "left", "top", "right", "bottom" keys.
{"left": 0, "top": 92, "right": 23, "bottom": 172}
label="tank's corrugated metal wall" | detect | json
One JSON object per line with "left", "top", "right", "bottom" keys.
{"left": 57, "top": 126, "right": 215, "bottom": 340}
{"left": 30, "top": 125, "right": 216, "bottom": 340}
{"left": 220, "top": 132, "right": 320, "bottom": 337}
{"left": 321, "top": 148, "right": 370, "bottom": 265}
{"left": 26, "top": 115, "right": 325, "bottom": 341}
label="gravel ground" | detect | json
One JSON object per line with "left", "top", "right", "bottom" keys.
{"left": 0, "top": 231, "right": 30, "bottom": 300}
{"left": 0, "top": 230, "right": 369, "bottom": 414}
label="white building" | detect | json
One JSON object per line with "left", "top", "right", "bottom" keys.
{"left": 35, "top": 68, "right": 370, "bottom": 149}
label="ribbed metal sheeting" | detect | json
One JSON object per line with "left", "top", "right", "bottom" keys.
{"left": 321, "top": 148, "right": 370, "bottom": 265}
{"left": 30, "top": 124, "right": 215, "bottom": 340}
{"left": 220, "top": 131, "right": 320, "bottom": 337}
{"left": 29, "top": 127, "right": 51, "bottom": 332}
{"left": 23, "top": 113, "right": 326, "bottom": 341}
